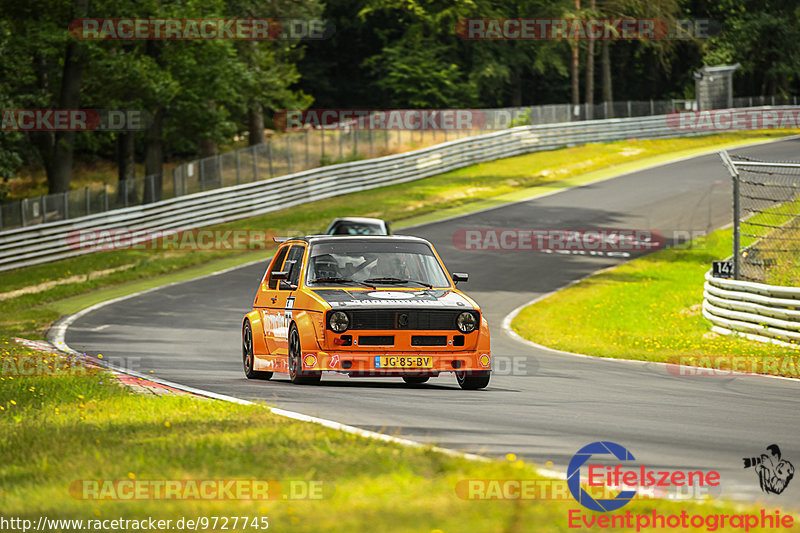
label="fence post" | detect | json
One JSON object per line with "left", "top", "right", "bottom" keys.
{"left": 650, "top": 99, "right": 654, "bottom": 115}
{"left": 305, "top": 130, "right": 310, "bottom": 168}
{"left": 124, "top": 180, "right": 129, "bottom": 207}
{"left": 368, "top": 128, "right": 374, "bottom": 157}
{"left": 268, "top": 142, "right": 274, "bottom": 177}
{"left": 286, "top": 136, "right": 292, "bottom": 174}
{"left": 627, "top": 100, "right": 632, "bottom": 117}
{"left": 40, "top": 195, "right": 45, "bottom": 223}
{"left": 354, "top": 128, "right": 359, "bottom": 156}
{"left": 253, "top": 145, "right": 260, "bottom": 180}
{"left": 320, "top": 129, "right": 325, "bottom": 164}
{"left": 339, "top": 129, "right": 343, "bottom": 161}
{"left": 720, "top": 150, "right": 741, "bottom": 280}
{"left": 217, "top": 155, "right": 223, "bottom": 187}
{"left": 771, "top": 95, "right": 775, "bottom": 106}
{"left": 236, "top": 150, "right": 241, "bottom": 185}
{"left": 604, "top": 101, "right": 608, "bottom": 119}
{"left": 149, "top": 175, "right": 155, "bottom": 203}
{"left": 20, "top": 199, "right": 25, "bottom": 227}
{"left": 104, "top": 184, "right": 109, "bottom": 211}
{"left": 85, "top": 187, "right": 90, "bottom": 215}
{"left": 63, "top": 191, "right": 69, "bottom": 219}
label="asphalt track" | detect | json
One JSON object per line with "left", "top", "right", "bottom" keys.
{"left": 66, "top": 138, "right": 800, "bottom": 502}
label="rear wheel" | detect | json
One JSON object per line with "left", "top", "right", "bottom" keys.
{"left": 288, "top": 325, "right": 321, "bottom": 385}
{"left": 456, "top": 370, "right": 490, "bottom": 390}
{"left": 243, "top": 321, "right": 272, "bottom": 380}
{"left": 402, "top": 376, "right": 430, "bottom": 385}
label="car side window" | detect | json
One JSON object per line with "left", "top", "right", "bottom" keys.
{"left": 284, "top": 245, "right": 306, "bottom": 288}
{"left": 266, "top": 246, "right": 289, "bottom": 290}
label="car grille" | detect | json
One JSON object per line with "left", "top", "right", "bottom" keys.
{"left": 348, "top": 310, "right": 462, "bottom": 330}
{"left": 411, "top": 335, "right": 448, "bottom": 346}
{"left": 358, "top": 335, "right": 394, "bottom": 346}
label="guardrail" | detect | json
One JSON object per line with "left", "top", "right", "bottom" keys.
{"left": 0, "top": 108, "right": 787, "bottom": 272}
{"left": 702, "top": 270, "right": 800, "bottom": 346}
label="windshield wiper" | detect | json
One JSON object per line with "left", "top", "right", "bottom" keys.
{"left": 312, "top": 277, "right": 376, "bottom": 289}
{"left": 363, "top": 277, "right": 433, "bottom": 289}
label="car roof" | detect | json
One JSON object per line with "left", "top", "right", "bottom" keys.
{"left": 282, "top": 235, "right": 430, "bottom": 246}
{"left": 328, "top": 217, "right": 387, "bottom": 225}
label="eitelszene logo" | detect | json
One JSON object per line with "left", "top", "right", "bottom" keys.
{"left": 567, "top": 441, "right": 637, "bottom": 512}
{"left": 743, "top": 444, "right": 794, "bottom": 495}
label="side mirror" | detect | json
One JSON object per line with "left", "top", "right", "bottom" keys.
{"left": 452, "top": 272, "right": 469, "bottom": 285}
{"left": 271, "top": 270, "right": 289, "bottom": 280}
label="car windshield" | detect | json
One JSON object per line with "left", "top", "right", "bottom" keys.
{"left": 328, "top": 221, "right": 384, "bottom": 235}
{"left": 306, "top": 240, "right": 450, "bottom": 288}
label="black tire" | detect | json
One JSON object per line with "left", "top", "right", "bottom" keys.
{"left": 288, "top": 325, "right": 321, "bottom": 385}
{"left": 456, "top": 370, "right": 490, "bottom": 390}
{"left": 402, "top": 376, "right": 430, "bottom": 385}
{"left": 243, "top": 321, "right": 272, "bottom": 380}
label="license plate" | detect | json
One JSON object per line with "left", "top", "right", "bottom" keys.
{"left": 375, "top": 356, "right": 433, "bottom": 369}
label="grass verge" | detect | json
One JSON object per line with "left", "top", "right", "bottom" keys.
{"left": 2, "top": 131, "right": 798, "bottom": 530}
{"left": 510, "top": 227, "right": 800, "bottom": 377}
{"left": 0, "top": 343, "right": 790, "bottom": 532}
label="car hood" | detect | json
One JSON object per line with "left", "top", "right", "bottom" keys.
{"left": 311, "top": 288, "right": 475, "bottom": 310}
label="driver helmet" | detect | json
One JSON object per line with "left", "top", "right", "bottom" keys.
{"left": 313, "top": 254, "right": 340, "bottom": 279}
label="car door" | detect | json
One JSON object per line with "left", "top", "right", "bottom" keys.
{"left": 256, "top": 245, "right": 289, "bottom": 355}
{"left": 265, "top": 244, "right": 306, "bottom": 355}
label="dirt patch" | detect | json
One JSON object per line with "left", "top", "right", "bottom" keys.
{"left": 0, "top": 264, "right": 136, "bottom": 301}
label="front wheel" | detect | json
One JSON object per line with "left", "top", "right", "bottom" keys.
{"left": 456, "top": 370, "right": 490, "bottom": 390}
{"left": 243, "top": 321, "right": 272, "bottom": 380}
{"left": 288, "top": 325, "right": 321, "bottom": 385}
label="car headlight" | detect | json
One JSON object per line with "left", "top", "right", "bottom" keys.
{"left": 329, "top": 311, "right": 350, "bottom": 332}
{"left": 456, "top": 311, "right": 478, "bottom": 333}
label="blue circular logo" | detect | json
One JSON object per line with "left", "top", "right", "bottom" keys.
{"left": 567, "top": 441, "right": 637, "bottom": 512}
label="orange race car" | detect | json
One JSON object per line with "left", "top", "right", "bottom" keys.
{"left": 241, "top": 235, "right": 491, "bottom": 389}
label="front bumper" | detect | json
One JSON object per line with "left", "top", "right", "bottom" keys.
{"left": 300, "top": 350, "right": 491, "bottom": 374}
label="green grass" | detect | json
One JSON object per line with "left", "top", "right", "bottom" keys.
{"left": 511, "top": 228, "right": 800, "bottom": 376}
{"left": 2, "top": 130, "right": 799, "bottom": 531}
{"left": 1, "top": 343, "right": 789, "bottom": 532}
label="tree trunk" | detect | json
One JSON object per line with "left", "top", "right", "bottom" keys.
{"left": 570, "top": 0, "right": 581, "bottom": 117}
{"left": 571, "top": 42, "right": 580, "bottom": 112}
{"left": 511, "top": 70, "right": 522, "bottom": 107}
{"left": 198, "top": 137, "right": 219, "bottom": 186}
{"left": 48, "top": 0, "right": 88, "bottom": 194}
{"left": 585, "top": 0, "right": 596, "bottom": 119}
{"left": 117, "top": 132, "right": 136, "bottom": 206}
{"left": 144, "top": 108, "right": 164, "bottom": 203}
{"left": 248, "top": 101, "right": 266, "bottom": 145}
{"left": 601, "top": 40, "right": 613, "bottom": 118}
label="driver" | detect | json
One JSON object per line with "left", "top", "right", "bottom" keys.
{"left": 371, "top": 254, "right": 410, "bottom": 279}
{"left": 312, "top": 254, "right": 341, "bottom": 280}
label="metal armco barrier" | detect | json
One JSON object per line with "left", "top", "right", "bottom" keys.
{"left": 703, "top": 270, "right": 800, "bottom": 345}
{"left": 0, "top": 108, "right": 789, "bottom": 272}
